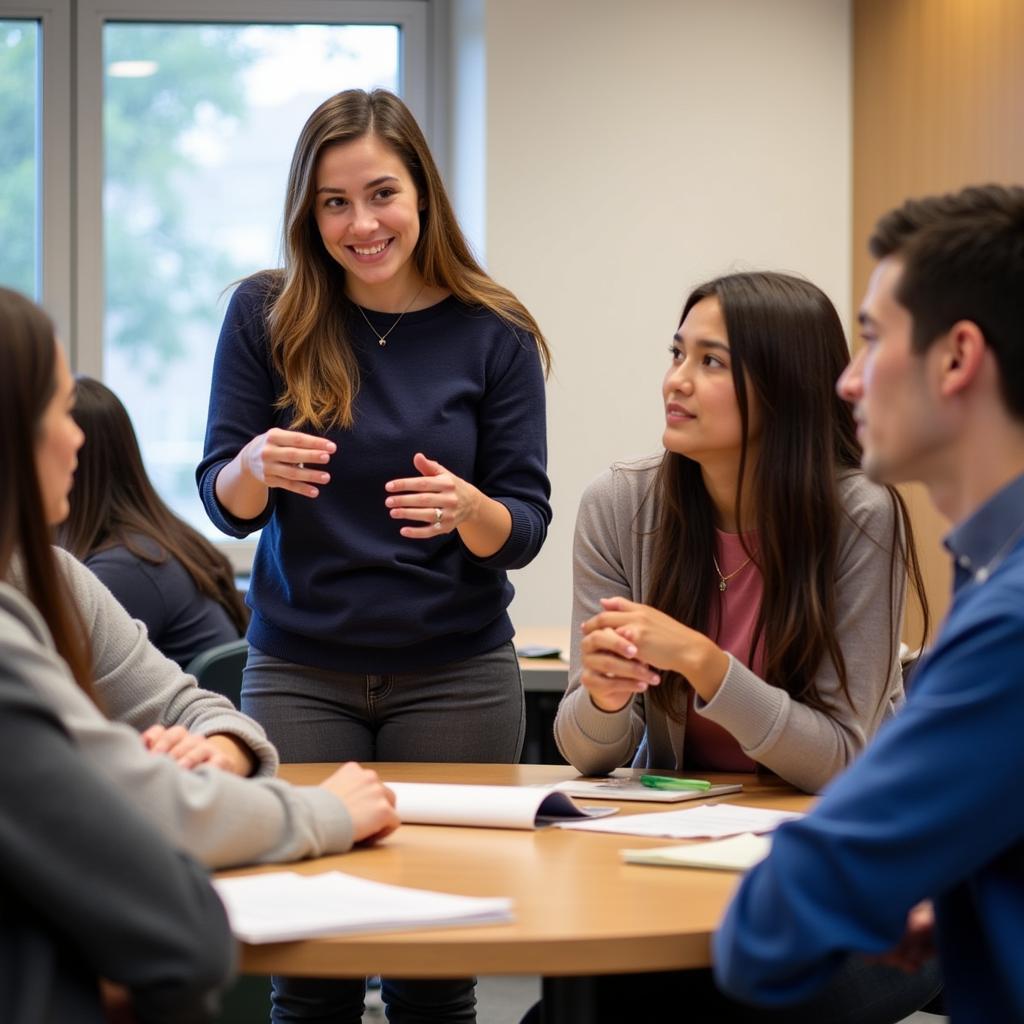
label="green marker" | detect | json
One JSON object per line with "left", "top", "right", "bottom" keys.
{"left": 640, "top": 774, "right": 712, "bottom": 792}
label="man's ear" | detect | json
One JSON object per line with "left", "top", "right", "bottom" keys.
{"left": 938, "top": 320, "right": 987, "bottom": 398}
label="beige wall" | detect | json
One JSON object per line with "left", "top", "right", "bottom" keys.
{"left": 853, "top": 0, "right": 1024, "bottom": 641}
{"left": 483, "top": 0, "right": 853, "bottom": 627}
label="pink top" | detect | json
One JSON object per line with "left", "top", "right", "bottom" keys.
{"left": 683, "top": 529, "right": 762, "bottom": 772}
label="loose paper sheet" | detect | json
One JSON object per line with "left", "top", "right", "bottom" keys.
{"left": 213, "top": 870, "right": 514, "bottom": 944}
{"left": 556, "top": 803, "right": 802, "bottom": 839}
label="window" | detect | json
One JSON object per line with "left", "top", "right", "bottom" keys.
{"left": 101, "top": 21, "right": 401, "bottom": 530}
{"left": 4, "top": 0, "right": 434, "bottom": 551}
{"left": 0, "top": 18, "right": 39, "bottom": 297}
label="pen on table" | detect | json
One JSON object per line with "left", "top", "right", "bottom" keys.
{"left": 640, "top": 775, "right": 712, "bottom": 791}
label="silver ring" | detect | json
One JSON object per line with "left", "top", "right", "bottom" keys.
{"left": 434, "top": 507, "right": 443, "bottom": 525}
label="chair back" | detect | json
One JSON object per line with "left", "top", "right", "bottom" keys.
{"left": 185, "top": 638, "right": 249, "bottom": 709}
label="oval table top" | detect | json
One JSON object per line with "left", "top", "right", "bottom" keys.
{"left": 223, "top": 762, "right": 811, "bottom": 978}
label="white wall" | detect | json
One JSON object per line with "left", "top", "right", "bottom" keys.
{"left": 483, "top": 0, "right": 852, "bottom": 628}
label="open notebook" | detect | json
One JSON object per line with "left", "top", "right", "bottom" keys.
{"left": 388, "top": 782, "right": 617, "bottom": 829}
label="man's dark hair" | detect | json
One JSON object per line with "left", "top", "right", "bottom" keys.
{"left": 869, "top": 184, "right": 1024, "bottom": 418}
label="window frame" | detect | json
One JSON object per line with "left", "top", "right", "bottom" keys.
{"left": 0, "top": 0, "right": 72, "bottom": 335}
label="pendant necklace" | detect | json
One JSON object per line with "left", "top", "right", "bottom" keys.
{"left": 355, "top": 284, "right": 425, "bottom": 347}
{"left": 712, "top": 552, "right": 754, "bottom": 592}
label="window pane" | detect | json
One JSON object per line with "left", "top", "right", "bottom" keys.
{"left": 102, "top": 22, "right": 400, "bottom": 535}
{"left": 0, "top": 20, "right": 40, "bottom": 297}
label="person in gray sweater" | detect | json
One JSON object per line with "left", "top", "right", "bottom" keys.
{"left": 538, "top": 274, "right": 942, "bottom": 1021}
{"left": 0, "top": 284, "right": 400, "bottom": 874}
{"left": 555, "top": 272, "right": 928, "bottom": 796}
{"left": 0, "top": 607, "right": 235, "bottom": 1024}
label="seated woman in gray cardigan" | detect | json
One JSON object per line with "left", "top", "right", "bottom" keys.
{"left": 554, "top": 272, "right": 929, "bottom": 795}
{"left": 0, "top": 285, "right": 399, "bottom": 871}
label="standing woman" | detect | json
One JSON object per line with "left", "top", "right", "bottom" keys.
{"left": 198, "top": 89, "right": 551, "bottom": 1023}
{"left": 59, "top": 376, "right": 247, "bottom": 669}
{"left": 556, "top": 272, "right": 928, "bottom": 796}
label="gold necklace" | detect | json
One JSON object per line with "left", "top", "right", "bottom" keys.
{"left": 712, "top": 552, "right": 754, "bottom": 592}
{"left": 354, "top": 284, "right": 425, "bottom": 347}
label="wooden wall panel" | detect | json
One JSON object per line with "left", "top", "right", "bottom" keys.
{"left": 853, "top": 0, "right": 1024, "bottom": 639}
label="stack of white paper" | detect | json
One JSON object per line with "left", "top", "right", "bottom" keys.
{"left": 213, "top": 871, "right": 514, "bottom": 944}
{"left": 556, "top": 803, "right": 803, "bottom": 839}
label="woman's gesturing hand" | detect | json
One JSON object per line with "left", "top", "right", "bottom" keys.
{"left": 240, "top": 428, "right": 336, "bottom": 499}
{"left": 384, "top": 452, "right": 482, "bottom": 538}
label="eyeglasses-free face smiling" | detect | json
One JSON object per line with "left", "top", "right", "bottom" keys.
{"left": 313, "top": 133, "right": 425, "bottom": 311}
{"left": 662, "top": 295, "right": 759, "bottom": 466}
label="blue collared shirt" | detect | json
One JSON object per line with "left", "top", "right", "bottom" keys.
{"left": 714, "top": 472, "right": 1024, "bottom": 1024}
{"left": 945, "top": 473, "right": 1024, "bottom": 592}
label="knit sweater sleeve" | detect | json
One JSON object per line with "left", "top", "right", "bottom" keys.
{"left": 694, "top": 474, "right": 907, "bottom": 793}
{"left": 56, "top": 548, "right": 278, "bottom": 778}
{"left": 197, "top": 276, "right": 280, "bottom": 538}
{"left": 554, "top": 464, "right": 648, "bottom": 774}
{"left": 1, "top": 579, "right": 354, "bottom": 869}
{"left": 462, "top": 323, "right": 551, "bottom": 571}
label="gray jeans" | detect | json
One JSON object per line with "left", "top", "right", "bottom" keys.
{"left": 241, "top": 641, "right": 525, "bottom": 1024}
{"left": 241, "top": 641, "right": 525, "bottom": 765}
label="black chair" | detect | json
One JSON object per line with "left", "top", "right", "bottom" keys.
{"left": 185, "top": 638, "right": 249, "bottom": 709}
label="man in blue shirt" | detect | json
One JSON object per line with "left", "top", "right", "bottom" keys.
{"left": 714, "top": 184, "right": 1024, "bottom": 1023}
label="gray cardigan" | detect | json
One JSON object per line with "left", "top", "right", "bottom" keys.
{"left": 554, "top": 456, "right": 906, "bottom": 793}
{"left": 3, "top": 550, "right": 354, "bottom": 867}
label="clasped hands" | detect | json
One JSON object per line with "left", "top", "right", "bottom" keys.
{"left": 580, "top": 597, "right": 729, "bottom": 712}
{"left": 243, "top": 429, "right": 477, "bottom": 538}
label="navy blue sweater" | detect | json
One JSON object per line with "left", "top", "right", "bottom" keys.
{"left": 87, "top": 536, "right": 240, "bottom": 669}
{"left": 197, "top": 276, "right": 550, "bottom": 673}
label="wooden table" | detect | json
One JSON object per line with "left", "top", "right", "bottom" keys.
{"left": 224, "top": 763, "right": 809, "bottom": 1021}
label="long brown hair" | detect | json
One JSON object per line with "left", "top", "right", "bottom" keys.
{"left": 267, "top": 88, "right": 551, "bottom": 431}
{"left": 644, "top": 272, "right": 928, "bottom": 720}
{"left": 0, "top": 287, "right": 94, "bottom": 698}
{"left": 57, "top": 377, "right": 248, "bottom": 634}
